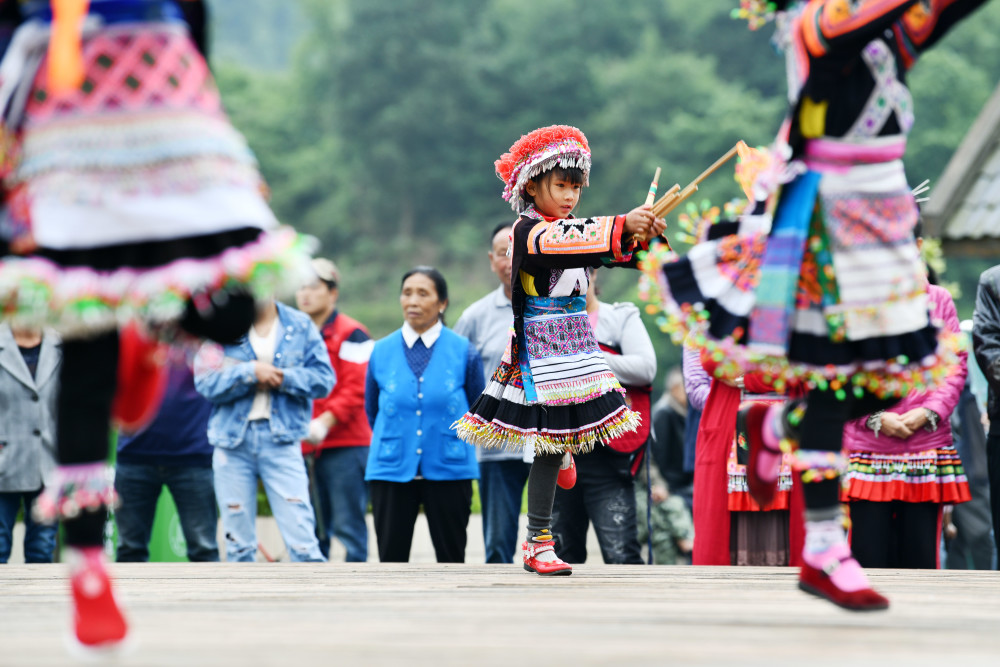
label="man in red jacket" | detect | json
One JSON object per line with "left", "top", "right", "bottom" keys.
{"left": 297, "top": 258, "right": 374, "bottom": 561}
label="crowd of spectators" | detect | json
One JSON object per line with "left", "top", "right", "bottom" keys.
{"left": 1, "top": 244, "right": 996, "bottom": 569}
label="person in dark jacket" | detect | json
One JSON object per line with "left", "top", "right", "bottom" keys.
{"left": 971, "top": 265, "right": 1000, "bottom": 566}
{"left": 115, "top": 358, "right": 219, "bottom": 562}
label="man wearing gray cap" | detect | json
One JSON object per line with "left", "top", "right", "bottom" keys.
{"left": 297, "top": 259, "right": 374, "bottom": 561}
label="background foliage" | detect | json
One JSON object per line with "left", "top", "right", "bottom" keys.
{"left": 208, "top": 0, "right": 1000, "bottom": 390}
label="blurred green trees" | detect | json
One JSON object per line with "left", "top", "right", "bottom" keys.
{"left": 208, "top": 0, "right": 1000, "bottom": 384}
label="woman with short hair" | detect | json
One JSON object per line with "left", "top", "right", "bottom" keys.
{"left": 365, "top": 267, "right": 484, "bottom": 562}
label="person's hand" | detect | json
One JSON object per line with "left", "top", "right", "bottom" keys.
{"left": 624, "top": 205, "right": 666, "bottom": 242}
{"left": 253, "top": 361, "right": 283, "bottom": 388}
{"left": 678, "top": 538, "right": 694, "bottom": 554}
{"left": 942, "top": 506, "right": 957, "bottom": 541}
{"left": 305, "top": 417, "right": 330, "bottom": 445}
{"left": 880, "top": 411, "right": 914, "bottom": 439}
{"left": 898, "top": 407, "right": 929, "bottom": 432}
{"left": 651, "top": 484, "right": 669, "bottom": 504}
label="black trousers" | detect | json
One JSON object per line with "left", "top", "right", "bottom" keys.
{"left": 369, "top": 479, "right": 472, "bottom": 563}
{"left": 988, "top": 434, "right": 1000, "bottom": 569}
{"left": 798, "top": 388, "right": 898, "bottom": 510}
{"left": 849, "top": 500, "right": 940, "bottom": 569}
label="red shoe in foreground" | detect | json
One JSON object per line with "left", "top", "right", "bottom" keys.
{"left": 69, "top": 547, "right": 129, "bottom": 650}
{"left": 798, "top": 549, "right": 890, "bottom": 612}
{"left": 522, "top": 540, "right": 573, "bottom": 576}
{"left": 112, "top": 322, "right": 168, "bottom": 433}
{"left": 741, "top": 402, "right": 782, "bottom": 507}
{"left": 557, "top": 454, "right": 577, "bottom": 490}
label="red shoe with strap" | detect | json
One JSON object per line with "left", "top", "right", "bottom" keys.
{"left": 556, "top": 454, "right": 577, "bottom": 490}
{"left": 522, "top": 540, "right": 573, "bottom": 576}
{"left": 69, "top": 547, "right": 129, "bottom": 650}
{"left": 798, "top": 547, "right": 890, "bottom": 612}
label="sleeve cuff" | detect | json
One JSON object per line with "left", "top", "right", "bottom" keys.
{"left": 612, "top": 215, "right": 627, "bottom": 261}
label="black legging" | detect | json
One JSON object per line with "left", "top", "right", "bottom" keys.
{"left": 526, "top": 453, "right": 563, "bottom": 538}
{"left": 849, "top": 500, "right": 940, "bottom": 568}
{"left": 58, "top": 333, "right": 120, "bottom": 547}
{"left": 797, "top": 388, "right": 898, "bottom": 510}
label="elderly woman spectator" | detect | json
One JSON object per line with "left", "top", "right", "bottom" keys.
{"left": 365, "top": 267, "right": 483, "bottom": 562}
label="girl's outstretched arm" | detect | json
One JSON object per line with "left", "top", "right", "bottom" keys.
{"left": 516, "top": 207, "right": 663, "bottom": 270}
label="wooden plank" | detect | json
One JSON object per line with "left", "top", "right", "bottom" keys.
{"left": 924, "top": 81, "right": 1000, "bottom": 238}
{"left": 2, "top": 564, "right": 999, "bottom": 665}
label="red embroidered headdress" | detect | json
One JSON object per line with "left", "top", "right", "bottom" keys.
{"left": 495, "top": 125, "right": 591, "bottom": 212}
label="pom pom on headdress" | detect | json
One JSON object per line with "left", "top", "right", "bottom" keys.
{"left": 495, "top": 125, "right": 592, "bottom": 212}
{"left": 731, "top": 0, "right": 787, "bottom": 30}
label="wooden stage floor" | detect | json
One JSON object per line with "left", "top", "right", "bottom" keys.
{"left": 2, "top": 563, "right": 999, "bottom": 666}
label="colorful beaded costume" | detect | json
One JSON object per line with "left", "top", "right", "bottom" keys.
{"left": 643, "top": 0, "right": 984, "bottom": 398}
{"left": 0, "top": 0, "right": 310, "bottom": 337}
{"left": 454, "top": 125, "right": 643, "bottom": 455}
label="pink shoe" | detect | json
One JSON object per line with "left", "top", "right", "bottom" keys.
{"left": 799, "top": 545, "right": 889, "bottom": 611}
{"left": 69, "top": 547, "right": 129, "bottom": 650}
{"left": 557, "top": 454, "right": 577, "bottom": 490}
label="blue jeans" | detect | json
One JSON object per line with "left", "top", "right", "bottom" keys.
{"left": 479, "top": 459, "right": 531, "bottom": 563}
{"left": 310, "top": 446, "right": 369, "bottom": 562}
{"left": 0, "top": 489, "right": 57, "bottom": 563}
{"left": 214, "top": 421, "right": 325, "bottom": 562}
{"left": 114, "top": 462, "right": 220, "bottom": 562}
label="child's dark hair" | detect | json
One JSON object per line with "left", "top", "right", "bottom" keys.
{"left": 523, "top": 166, "right": 585, "bottom": 208}
{"left": 400, "top": 266, "right": 449, "bottom": 324}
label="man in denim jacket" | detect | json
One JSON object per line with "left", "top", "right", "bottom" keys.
{"left": 195, "top": 299, "right": 335, "bottom": 562}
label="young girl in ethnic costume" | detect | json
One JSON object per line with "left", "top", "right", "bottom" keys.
{"left": 0, "top": 0, "right": 310, "bottom": 650}
{"left": 646, "top": 0, "right": 987, "bottom": 610}
{"left": 454, "top": 125, "right": 665, "bottom": 575}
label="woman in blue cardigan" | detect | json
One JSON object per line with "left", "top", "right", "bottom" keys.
{"left": 365, "top": 267, "right": 484, "bottom": 562}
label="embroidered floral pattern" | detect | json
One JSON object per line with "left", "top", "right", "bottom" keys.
{"left": 716, "top": 233, "right": 766, "bottom": 293}
{"left": 825, "top": 192, "right": 916, "bottom": 250}
{"left": 524, "top": 313, "right": 598, "bottom": 359}
{"left": 538, "top": 217, "right": 615, "bottom": 255}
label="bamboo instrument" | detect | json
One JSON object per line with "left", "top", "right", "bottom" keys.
{"left": 657, "top": 184, "right": 699, "bottom": 218}
{"left": 643, "top": 167, "right": 662, "bottom": 206}
{"left": 651, "top": 142, "right": 744, "bottom": 219}
{"left": 650, "top": 184, "right": 680, "bottom": 216}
